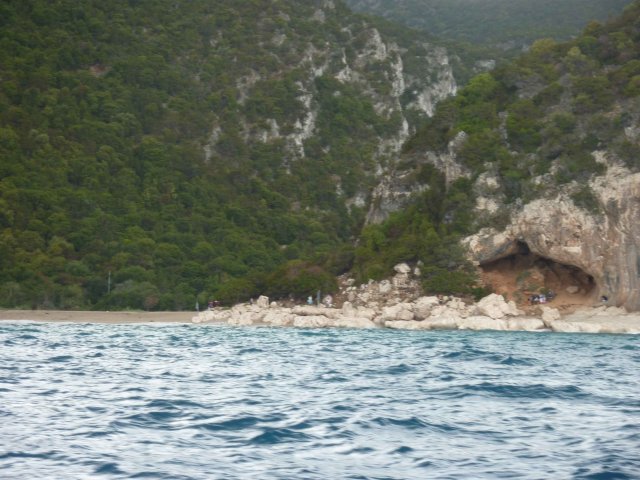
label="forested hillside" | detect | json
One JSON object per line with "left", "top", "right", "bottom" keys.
{"left": 346, "top": 0, "right": 628, "bottom": 50}
{"left": 0, "top": 0, "right": 460, "bottom": 310}
{"left": 354, "top": 1, "right": 640, "bottom": 289}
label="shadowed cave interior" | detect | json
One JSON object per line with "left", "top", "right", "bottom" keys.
{"left": 479, "top": 241, "right": 597, "bottom": 311}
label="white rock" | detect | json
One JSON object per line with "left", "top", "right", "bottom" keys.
{"left": 256, "top": 295, "right": 270, "bottom": 308}
{"left": 476, "top": 294, "right": 521, "bottom": 319}
{"left": 292, "top": 305, "right": 341, "bottom": 318}
{"left": 341, "top": 301, "right": 357, "bottom": 317}
{"left": 566, "top": 285, "right": 579, "bottom": 294}
{"left": 541, "top": 306, "right": 561, "bottom": 323}
{"left": 378, "top": 303, "right": 414, "bottom": 322}
{"left": 335, "top": 317, "right": 377, "bottom": 328}
{"left": 413, "top": 296, "right": 440, "bottom": 320}
{"left": 506, "top": 300, "right": 523, "bottom": 316}
{"left": 458, "top": 315, "right": 509, "bottom": 331}
{"left": 550, "top": 321, "right": 603, "bottom": 334}
{"left": 356, "top": 307, "right": 377, "bottom": 320}
{"left": 385, "top": 320, "right": 425, "bottom": 330}
{"left": 421, "top": 315, "right": 460, "bottom": 330}
{"left": 263, "top": 311, "right": 295, "bottom": 326}
{"left": 378, "top": 280, "right": 392, "bottom": 294}
{"left": 227, "top": 312, "right": 256, "bottom": 326}
{"left": 447, "top": 297, "right": 468, "bottom": 312}
{"left": 394, "top": 263, "right": 411, "bottom": 274}
{"left": 392, "top": 273, "right": 410, "bottom": 287}
{"left": 293, "top": 315, "right": 333, "bottom": 328}
{"left": 507, "top": 317, "right": 546, "bottom": 331}
{"left": 597, "top": 306, "right": 627, "bottom": 316}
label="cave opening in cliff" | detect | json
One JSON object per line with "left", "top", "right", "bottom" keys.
{"left": 478, "top": 241, "right": 597, "bottom": 310}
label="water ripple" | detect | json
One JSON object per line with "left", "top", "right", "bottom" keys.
{"left": 0, "top": 323, "right": 638, "bottom": 479}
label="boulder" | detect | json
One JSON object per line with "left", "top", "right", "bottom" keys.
{"left": 256, "top": 295, "right": 270, "bottom": 308}
{"left": 356, "top": 306, "right": 377, "bottom": 320}
{"left": 549, "top": 320, "right": 603, "bottom": 334}
{"left": 476, "top": 294, "right": 522, "bottom": 319}
{"left": 293, "top": 315, "right": 334, "bottom": 328}
{"left": 540, "top": 306, "right": 561, "bottom": 324}
{"left": 192, "top": 309, "right": 230, "bottom": 323}
{"left": 458, "top": 315, "right": 509, "bottom": 331}
{"left": 227, "top": 311, "right": 259, "bottom": 326}
{"left": 394, "top": 263, "right": 412, "bottom": 274}
{"left": 263, "top": 311, "right": 295, "bottom": 326}
{"left": 377, "top": 303, "right": 414, "bottom": 322}
{"left": 292, "top": 305, "right": 341, "bottom": 318}
{"left": 507, "top": 317, "right": 546, "bottom": 331}
{"left": 335, "top": 317, "right": 377, "bottom": 329}
{"left": 392, "top": 273, "right": 410, "bottom": 288}
{"left": 421, "top": 315, "right": 460, "bottom": 330}
{"left": 385, "top": 320, "right": 426, "bottom": 330}
{"left": 378, "top": 280, "right": 392, "bottom": 294}
{"left": 413, "top": 296, "right": 440, "bottom": 320}
{"left": 341, "top": 301, "right": 357, "bottom": 317}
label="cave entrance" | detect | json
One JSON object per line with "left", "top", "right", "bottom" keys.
{"left": 479, "top": 241, "right": 597, "bottom": 311}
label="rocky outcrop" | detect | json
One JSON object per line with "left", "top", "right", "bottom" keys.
{"left": 464, "top": 166, "right": 640, "bottom": 312}
{"left": 191, "top": 261, "right": 640, "bottom": 333}
{"left": 366, "top": 132, "right": 467, "bottom": 224}
{"left": 192, "top": 292, "right": 638, "bottom": 334}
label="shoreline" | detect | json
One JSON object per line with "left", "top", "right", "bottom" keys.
{"left": 0, "top": 310, "right": 195, "bottom": 324}
{"left": 1, "top": 304, "right": 639, "bottom": 334}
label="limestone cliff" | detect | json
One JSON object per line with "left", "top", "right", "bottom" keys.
{"left": 470, "top": 164, "right": 640, "bottom": 310}
{"left": 364, "top": 5, "right": 640, "bottom": 311}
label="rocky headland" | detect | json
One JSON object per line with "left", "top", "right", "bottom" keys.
{"left": 191, "top": 263, "right": 640, "bottom": 334}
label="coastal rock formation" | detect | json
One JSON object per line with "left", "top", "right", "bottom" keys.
{"left": 191, "top": 293, "right": 638, "bottom": 334}
{"left": 465, "top": 167, "right": 640, "bottom": 312}
{"left": 191, "top": 282, "right": 535, "bottom": 332}
{"left": 191, "top": 263, "right": 639, "bottom": 334}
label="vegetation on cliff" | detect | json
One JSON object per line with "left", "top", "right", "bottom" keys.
{"left": 354, "top": 1, "right": 640, "bottom": 293}
{"left": 2, "top": 0, "right": 639, "bottom": 309}
{"left": 0, "top": 0, "right": 466, "bottom": 309}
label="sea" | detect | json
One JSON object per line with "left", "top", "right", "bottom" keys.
{"left": 0, "top": 322, "right": 638, "bottom": 480}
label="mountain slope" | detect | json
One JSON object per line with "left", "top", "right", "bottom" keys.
{"left": 0, "top": 0, "right": 458, "bottom": 309}
{"left": 360, "top": 1, "right": 640, "bottom": 309}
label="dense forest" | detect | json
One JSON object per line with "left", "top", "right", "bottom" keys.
{"left": 1, "top": 0, "right": 640, "bottom": 310}
{"left": 0, "top": 0, "right": 453, "bottom": 310}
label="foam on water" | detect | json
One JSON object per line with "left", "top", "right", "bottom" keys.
{"left": 0, "top": 322, "right": 639, "bottom": 479}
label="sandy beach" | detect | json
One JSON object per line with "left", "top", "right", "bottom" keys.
{"left": 0, "top": 310, "right": 196, "bottom": 324}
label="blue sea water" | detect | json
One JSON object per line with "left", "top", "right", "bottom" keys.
{"left": 0, "top": 322, "right": 638, "bottom": 480}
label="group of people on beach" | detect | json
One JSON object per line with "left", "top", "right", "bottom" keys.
{"left": 528, "top": 290, "right": 556, "bottom": 305}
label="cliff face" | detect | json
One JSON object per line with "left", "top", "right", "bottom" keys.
{"left": 465, "top": 165, "right": 640, "bottom": 311}
{"left": 363, "top": 4, "right": 640, "bottom": 311}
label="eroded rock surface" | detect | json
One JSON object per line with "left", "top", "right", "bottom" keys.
{"left": 465, "top": 168, "right": 640, "bottom": 311}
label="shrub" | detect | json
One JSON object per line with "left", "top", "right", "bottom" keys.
{"left": 266, "top": 260, "right": 337, "bottom": 300}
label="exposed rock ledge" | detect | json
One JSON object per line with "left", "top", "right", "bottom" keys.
{"left": 192, "top": 293, "right": 640, "bottom": 335}
{"left": 464, "top": 167, "right": 640, "bottom": 312}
